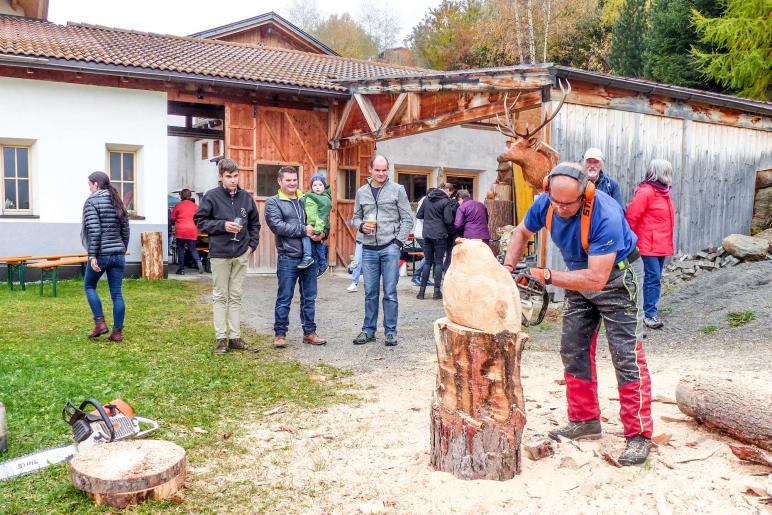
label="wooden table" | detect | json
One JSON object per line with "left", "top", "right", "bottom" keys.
{"left": 1, "top": 254, "right": 87, "bottom": 290}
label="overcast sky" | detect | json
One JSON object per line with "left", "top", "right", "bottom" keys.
{"left": 48, "top": 0, "right": 442, "bottom": 46}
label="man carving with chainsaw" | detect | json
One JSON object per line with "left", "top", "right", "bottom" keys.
{"left": 503, "top": 162, "right": 653, "bottom": 466}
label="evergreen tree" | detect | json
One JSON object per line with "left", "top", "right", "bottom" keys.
{"left": 609, "top": 0, "right": 648, "bottom": 77}
{"left": 692, "top": 0, "right": 772, "bottom": 99}
{"left": 643, "top": 0, "right": 722, "bottom": 88}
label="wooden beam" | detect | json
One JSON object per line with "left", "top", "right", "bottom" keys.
{"left": 381, "top": 93, "right": 407, "bottom": 131}
{"left": 167, "top": 126, "right": 224, "bottom": 138}
{"left": 354, "top": 94, "right": 382, "bottom": 134}
{"left": 406, "top": 93, "right": 421, "bottom": 124}
{"left": 339, "top": 91, "right": 542, "bottom": 147}
{"left": 332, "top": 98, "right": 355, "bottom": 145}
{"left": 168, "top": 101, "right": 225, "bottom": 118}
{"left": 327, "top": 102, "right": 340, "bottom": 267}
{"left": 343, "top": 74, "right": 553, "bottom": 95}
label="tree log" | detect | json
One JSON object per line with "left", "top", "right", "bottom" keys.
{"left": 69, "top": 440, "right": 186, "bottom": 509}
{"left": 676, "top": 374, "right": 772, "bottom": 451}
{"left": 140, "top": 231, "right": 164, "bottom": 280}
{"left": 430, "top": 317, "right": 528, "bottom": 480}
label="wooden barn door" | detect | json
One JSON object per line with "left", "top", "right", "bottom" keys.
{"left": 332, "top": 142, "right": 374, "bottom": 267}
{"left": 224, "top": 101, "right": 329, "bottom": 273}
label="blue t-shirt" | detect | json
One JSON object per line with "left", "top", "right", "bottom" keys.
{"left": 524, "top": 190, "right": 638, "bottom": 271}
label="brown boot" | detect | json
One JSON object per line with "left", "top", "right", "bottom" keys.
{"left": 213, "top": 338, "right": 228, "bottom": 354}
{"left": 273, "top": 335, "right": 287, "bottom": 348}
{"left": 107, "top": 328, "right": 123, "bottom": 342}
{"left": 229, "top": 338, "right": 259, "bottom": 353}
{"left": 302, "top": 333, "right": 327, "bottom": 346}
{"left": 88, "top": 317, "right": 109, "bottom": 338}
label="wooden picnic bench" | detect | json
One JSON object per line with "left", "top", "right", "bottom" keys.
{"left": 27, "top": 257, "right": 88, "bottom": 297}
{"left": 1, "top": 254, "right": 87, "bottom": 290}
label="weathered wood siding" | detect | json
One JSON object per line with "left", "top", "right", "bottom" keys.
{"left": 550, "top": 102, "right": 772, "bottom": 255}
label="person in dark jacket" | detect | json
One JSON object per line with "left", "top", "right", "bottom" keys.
{"left": 194, "top": 158, "right": 260, "bottom": 355}
{"left": 82, "top": 171, "right": 130, "bottom": 342}
{"left": 583, "top": 148, "right": 623, "bottom": 207}
{"left": 171, "top": 188, "right": 204, "bottom": 275}
{"left": 625, "top": 159, "right": 675, "bottom": 330}
{"left": 442, "top": 183, "right": 458, "bottom": 271}
{"left": 264, "top": 166, "right": 327, "bottom": 349}
{"left": 453, "top": 189, "right": 490, "bottom": 241}
{"left": 415, "top": 185, "right": 455, "bottom": 300}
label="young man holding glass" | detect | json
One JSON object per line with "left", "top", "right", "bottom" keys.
{"left": 194, "top": 158, "right": 261, "bottom": 355}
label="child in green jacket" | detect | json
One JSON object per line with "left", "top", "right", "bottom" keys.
{"left": 299, "top": 174, "right": 332, "bottom": 276}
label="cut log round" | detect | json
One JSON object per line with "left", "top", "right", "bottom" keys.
{"left": 430, "top": 317, "right": 528, "bottom": 480}
{"left": 69, "top": 439, "right": 186, "bottom": 509}
{"left": 676, "top": 374, "right": 772, "bottom": 451}
{"left": 140, "top": 231, "right": 164, "bottom": 280}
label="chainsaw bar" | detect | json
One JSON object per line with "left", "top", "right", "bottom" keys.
{"left": 0, "top": 444, "right": 77, "bottom": 481}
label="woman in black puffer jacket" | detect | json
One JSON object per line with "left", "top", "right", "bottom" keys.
{"left": 82, "top": 171, "right": 130, "bottom": 342}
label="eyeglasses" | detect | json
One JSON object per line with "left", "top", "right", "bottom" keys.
{"left": 549, "top": 195, "right": 583, "bottom": 209}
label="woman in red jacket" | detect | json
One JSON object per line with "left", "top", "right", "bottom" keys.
{"left": 171, "top": 189, "right": 204, "bottom": 275}
{"left": 626, "top": 159, "right": 675, "bottom": 329}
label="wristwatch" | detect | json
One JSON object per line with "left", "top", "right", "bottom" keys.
{"left": 543, "top": 268, "right": 552, "bottom": 285}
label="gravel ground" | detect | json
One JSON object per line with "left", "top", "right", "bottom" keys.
{"left": 238, "top": 260, "right": 771, "bottom": 375}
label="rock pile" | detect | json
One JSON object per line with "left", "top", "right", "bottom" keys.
{"left": 663, "top": 233, "right": 771, "bottom": 284}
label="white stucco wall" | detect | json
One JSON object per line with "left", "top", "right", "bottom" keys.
{"left": 0, "top": 77, "right": 168, "bottom": 260}
{"left": 167, "top": 135, "right": 221, "bottom": 196}
{"left": 378, "top": 125, "right": 507, "bottom": 200}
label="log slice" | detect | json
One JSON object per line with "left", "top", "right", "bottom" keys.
{"left": 69, "top": 439, "right": 186, "bottom": 509}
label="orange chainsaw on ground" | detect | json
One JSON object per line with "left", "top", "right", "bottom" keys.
{"left": 0, "top": 398, "right": 158, "bottom": 481}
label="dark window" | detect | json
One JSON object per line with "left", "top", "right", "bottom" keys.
{"left": 2, "top": 146, "right": 31, "bottom": 212}
{"left": 201, "top": 142, "right": 209, "bottom": 160}
{"left": 447, "top": 176, "right": 475, "bottom": 199}
{"left": 338, "top": 168, "right": 357, "bottom": 200}
{"left": 255, "top": 164, "right": 299, "bottom": 197}
{"left": 108, "top": 151, "right": 136, "bottom": 213}
{"left": 397, "top": 172, "right": 428, "bottom": 202}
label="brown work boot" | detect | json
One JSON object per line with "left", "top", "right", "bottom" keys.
{"left": 273, "top": 335, "right": 287, "bottom": 348}
{"left": 213, "top": 338, "right": 228, "bottom": 355}
{"left": 107, "top": 328, "right": 124, "bottom": 342}
{"left": 229, "top": 338, "right": 259, "bottom": 353}
{"left": 88, "top": 317, "right": 109, "bottom": 338}
{"left": 303, "top": 333, "right": 327, "bottom": 346}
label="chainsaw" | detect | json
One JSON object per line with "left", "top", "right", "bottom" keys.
{"left": 513, "top": 271, "right": 550, "bottom": 327}
{"left": 0, "top": 398, "right": 158, "bottom": 481}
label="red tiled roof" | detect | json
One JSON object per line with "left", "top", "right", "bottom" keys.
{"left": 0, "top": 15, "right": 427, "bottom": 92}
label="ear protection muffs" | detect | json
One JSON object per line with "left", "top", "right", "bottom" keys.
{"left": 543, "top": 166, "right": 595, "bottom": 202}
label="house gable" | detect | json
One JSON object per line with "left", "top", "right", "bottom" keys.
{"left": 190, "top": 11, "right": 337, "bottom": 56}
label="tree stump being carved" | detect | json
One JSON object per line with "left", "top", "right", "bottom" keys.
{"left": 430, "top": 317, "right": 528, "bottom": 480}
{"left": 676, "top": 374, "right": 772, "bottom": 451}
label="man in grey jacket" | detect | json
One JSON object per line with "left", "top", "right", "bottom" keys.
{"left": 351, "top": 155, "right": 413, "bottom": 346}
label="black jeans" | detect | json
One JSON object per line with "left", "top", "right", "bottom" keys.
{"left": 176, "top": 238, "right": 202, "bottom": 273}
{"left": 420, "top": 237, "right": 447, "bottom": 288}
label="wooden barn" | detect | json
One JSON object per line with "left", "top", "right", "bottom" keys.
{"left": 1, "top": 2, "right": 770, "bottom": 276}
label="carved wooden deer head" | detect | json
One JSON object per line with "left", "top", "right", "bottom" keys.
{"left": 496, "top": 80, "right": 571, "bottom": 191}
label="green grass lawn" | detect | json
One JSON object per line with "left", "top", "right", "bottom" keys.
{"left": 0, "top": 278, "right": 349, "bottom": 513}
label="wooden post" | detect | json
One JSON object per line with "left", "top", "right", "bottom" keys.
{"left": 140, "top": 232, "right": 163, "bottom": 280}
{"left": 328, "top": 101, "right": 340, "bottom": 267}
{"left": 431, "top": 318, "right": 528, "bottom": 480}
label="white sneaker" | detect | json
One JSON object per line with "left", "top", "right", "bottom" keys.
{"left": 346, "top": 283, "right": 358, "bottom": 293}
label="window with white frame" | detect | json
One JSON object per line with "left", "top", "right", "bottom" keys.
{"left": 108, "top": 150, "right": 136, "bottom": 214}
{"left": 2, "top": 145, "right": 31, "bottom": 213}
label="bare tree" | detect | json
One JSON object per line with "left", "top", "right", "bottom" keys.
{"left": 287, "top": 0, "right": 321, "bottom": 32}
{"left": 525, "top": 0, "right": 536, "bottom": 63}
{"left": 512, "top": 0, "right": 525, "bottom": 64}
{"left": 358, "top": 0, "right": 401, "bottom": 52}
{"left": 542, "top": 0, "right": 552, "bottom": 62}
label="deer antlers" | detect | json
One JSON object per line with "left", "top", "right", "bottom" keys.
{"left": 495, "top": 79, "right": 571, "bottom": 140}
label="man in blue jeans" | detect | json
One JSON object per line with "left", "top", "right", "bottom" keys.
{"left": 265, "top": 166, "right": 326, "bottom": 348}
{"left": 351, "top": 155, "right": 414, "bottom": 346}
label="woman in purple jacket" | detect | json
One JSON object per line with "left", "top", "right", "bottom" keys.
{"left": 453, "top": 190, "right": 490, "bottom": 241}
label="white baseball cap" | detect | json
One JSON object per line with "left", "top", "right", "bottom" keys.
{"left": 583, "top": 148, "right": 605, "bottom": 161}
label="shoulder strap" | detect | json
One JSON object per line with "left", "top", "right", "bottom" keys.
{"left": 544, "top": 198, "right": 595, "bottom": 253}
{"left": 580, "top": 196, "right": 595, "bottom": 253}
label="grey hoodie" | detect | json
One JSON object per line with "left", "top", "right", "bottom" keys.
{"left": 352, "top": 178, "right": 414, "bottom": 248}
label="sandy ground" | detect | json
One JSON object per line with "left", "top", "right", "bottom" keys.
{"left": 190, "top": 263, "right": 771, "bottom": 514}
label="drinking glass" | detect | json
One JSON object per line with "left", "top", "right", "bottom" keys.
{"left": 231, "top": 217, "right": 243, "bottom": 241}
